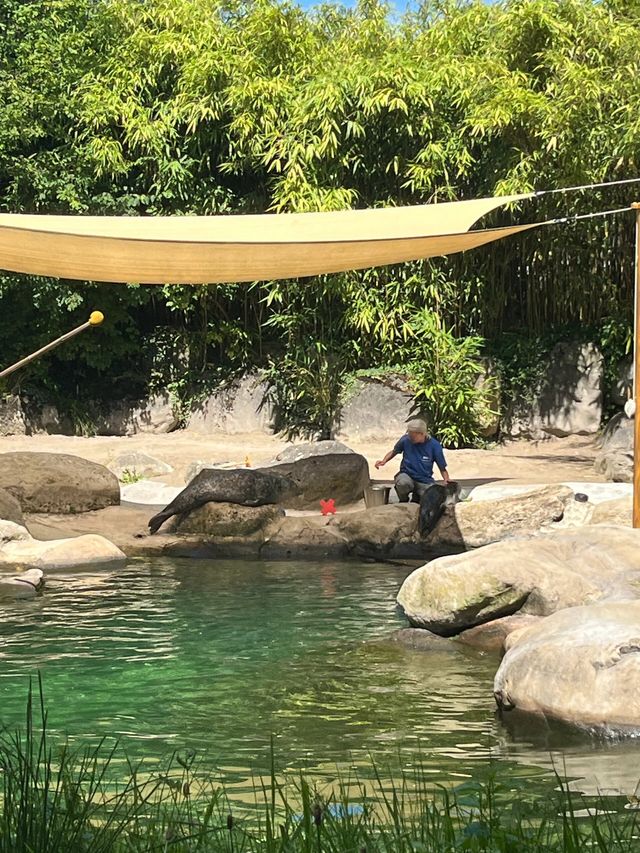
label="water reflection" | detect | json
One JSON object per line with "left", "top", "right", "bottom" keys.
{"left": 0, "top": 557, "right": 637, "bottom": 800}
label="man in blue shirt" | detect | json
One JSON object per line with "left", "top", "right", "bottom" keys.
{"left": 375, "top": 419, "right": 450, "bottom": 503}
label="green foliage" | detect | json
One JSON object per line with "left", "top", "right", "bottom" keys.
{"left": 404, "top": 311, "right": 496, "bottom": 447}
{"left": 119, "top": 468, "right": 143, "bottom": 485}
{"left": 1, "top": 0, "right": 639, "bottom": 440}
{"left": 2, "top": 679, "right": 640, "bottom": 852}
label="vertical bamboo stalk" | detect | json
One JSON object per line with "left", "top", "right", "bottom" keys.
{"left": 632, "top": 203, "right": 640, "bottom": 529}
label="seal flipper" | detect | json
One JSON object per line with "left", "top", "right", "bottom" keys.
{"left": 148, "top": 510, "right": 171, "bottom": 535}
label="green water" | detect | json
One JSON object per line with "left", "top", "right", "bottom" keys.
{"left": 1, "top": 558, "right": 639, "bottom": 800}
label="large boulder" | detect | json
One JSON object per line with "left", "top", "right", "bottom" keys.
{"left": 174, "top": 502, "right": 284, "bottom": 536}
{"left": 147, "top": 467, "right": 290, "bottom": 533}
{"left": 0, "top": 394, "right": 26, "bottom": 435}
{"left": 505, "top": 342, "right": 603, "bottom": 439}
{"left": 260, "top": 516, "right": 350, "bottom": 559}
{"left": 0, "top": 452, "right": 120, "bottom": 513}
{"left": 259, "top": 452, "right": 370, "bottom": 509}
{"left": 187, "top": 374, "right": 273, "bottom": 434}
{"left": 332, "top": 504, "right": 421, "bottom": 558}
{"left": 0, "top": 520, "right": 126, "bottom": 570}
{"left": 427, "top": 484, "right": 571, "bottom": 549}
{"left": 0, "top": 487, "right": 24, "bottom": 526}
{"left": 397, "top": 527, "right": 640, "bottom": 636}
{"left": 273, "top": 440, "right": 355, "bottom": 463}
{"left": 594, "top": 412, "right": 633, "bottom": 483}
{"left": 337, "top": 375, "right": 417, "bottom": 441}
{"left": 494, "top": 601, "right": 640, "bottom": 732}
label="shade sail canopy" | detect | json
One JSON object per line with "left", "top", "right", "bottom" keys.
{"left": 0, "top": 193, "right": 533, "bottom": 283}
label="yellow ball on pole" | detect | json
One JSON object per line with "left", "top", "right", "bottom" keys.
{"left": 89, "top": 311, "right": 105, "bottom": 326}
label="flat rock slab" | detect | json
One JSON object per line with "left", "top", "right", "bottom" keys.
{"left": 397, "top": 526, "right": 640, "bottom": 636}
{"left": 121, "top": 480, "right": 183, "bottom": 505}
{"left": 428, "top": 484, "right": 572, "bottom": 549}
{"left": 109, "top": 452, "right": 173, "bottom": 480}
{"left": 0, "top": 519, "right": 126, "bottom": 571}
{"left": 0, "top": 452, "right": 120, "bottom": 513}
{"left": 494, "top": 601, "right": 640, "bottom": 732}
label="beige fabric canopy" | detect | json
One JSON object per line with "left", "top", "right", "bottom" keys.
{"left": 0, "top": 193, "right": 534, "bottom": 283}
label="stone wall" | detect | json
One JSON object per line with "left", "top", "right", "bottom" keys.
{"left": 503, "top": 342, "right": 604, "bottom": 440}
{"left": 1, "top": 342, "right": 615, "bottom": 440}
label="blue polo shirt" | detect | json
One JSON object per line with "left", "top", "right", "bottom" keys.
{"left": 393, "top": 435, "right": 447, "bottom": 484}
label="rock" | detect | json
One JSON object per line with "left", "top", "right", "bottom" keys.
{"left": 427, "top": 484, "right": 571, "bottom": 549}
{"left": 542, "top": 492, "right": 594, "bottom": 529}
{"left": 494, "top": 601, "right": 640, "bottom": 732}
{"left": 0, "top": 487, "right": 24, "bottom": 526}
{"left": 387, "top": 627, "right": 458, "bottom": 651}
{"left": 0, "top": 394, "right": 26, "bottom": 436}
{"left": 457, "top": 614, "right": 541, "bottom": 653}
{"left": 397, "top": 527, "right": 640, "bottom": 636}
{"left": 332, "top": 504, "right": 422, "bottom": 558}
{"left": 505, "top": 342, "right": 603, "bottom": 439}
{"left": 337, "top": 375, "right": 417, "bottom": 441}
{"left": 174, "top": 502, "right": 284, "bottom": 536}
{"left": 590, "top": 496, "right": 632, "bottom": 527}
{"left": 0, "top": 520, "right": 31, "bottom": 543}
{"left": 273, "top": 440, "right": 355, "bottom": 463}
{"left": 22, "top": 403, "right": 74, "bottom": 435}
{"left": 260, "top": 516, "right": 350, "bottom": 559}
{"left": 259, "top": 452, "right": 370, "bottom": 510}
{"left": 0, "top": 520, "right": 126, "bottom": 570}
{"left": 0, "top": 568, "right": 44, "bottom": 600}
{"left": 594, "top": 412, "right": 633, "bottom": 483}
{"left": 148, "top": 467, "right": 291, "bottom": 533}
{"left": 120, "top": 480, "right": 183, "bottom": 505}
{"left": 109, "top": 452, "right": 173, "bottom": 481}
{"left": 185, "top": 460, "right": 244, "bottom": 483}
{"left": 0, "top": 452, "right": 120, "bottom": 513}
{"left": 187, "top": 375, "right": 273, "bottom": 434}
{"left": 95, "top": 394, "right": 178, "bottom": 436}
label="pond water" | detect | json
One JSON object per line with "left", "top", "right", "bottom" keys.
{"left": 0, "top": 558, "right": 639, "bottom": 802}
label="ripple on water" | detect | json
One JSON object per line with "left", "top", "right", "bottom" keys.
{"left": 0, "top": 557, "right": 638, "bottom": 799}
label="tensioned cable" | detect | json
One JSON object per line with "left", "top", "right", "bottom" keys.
{"left": 547, "top": 204, "right": 636, "bottom": 224}
{"left": 534, "top": 176, "right": 640, "bottom": 196}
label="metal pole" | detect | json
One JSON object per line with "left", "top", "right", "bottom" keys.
{"left": 0, "top": 311, "right": 104, "bottom": 379}
{"left": 632, "top": 203, "right": 640, "bottom": 528}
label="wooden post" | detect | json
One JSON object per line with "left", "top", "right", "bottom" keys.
{"left": 633, "top": 203, "right": 640, "bottom": 528}
{"left": 0, "top": 311, "right": 104, "bottom": 380}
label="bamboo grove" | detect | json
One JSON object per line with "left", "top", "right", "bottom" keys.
{"left": 0, "top": 0, "right": 639, "bottom": 440}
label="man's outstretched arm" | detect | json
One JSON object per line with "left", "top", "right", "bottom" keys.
{"left": 375, "top": 450, "right": 397, "bottom": 469}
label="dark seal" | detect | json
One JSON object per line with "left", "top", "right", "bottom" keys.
{"left": 148, "top": 468, "right": 292, "bottom": 534}
{"left": 419, "top": 481, "right": 460, "bottom": 537}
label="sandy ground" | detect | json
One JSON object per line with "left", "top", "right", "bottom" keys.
{"left": 0, "top": 430, "right": 604, "bottom": 487}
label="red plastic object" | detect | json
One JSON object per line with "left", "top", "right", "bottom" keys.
{"left": 320, "top": 498, "right": 336, "bottom": 516}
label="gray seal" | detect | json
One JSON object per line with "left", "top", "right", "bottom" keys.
{"left": 148, "top": 468, "right": 292, "bottom": 534}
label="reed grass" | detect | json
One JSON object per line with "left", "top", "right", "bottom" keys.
{"left": 1, "top": 679, "right": 638, "bottom": 852}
